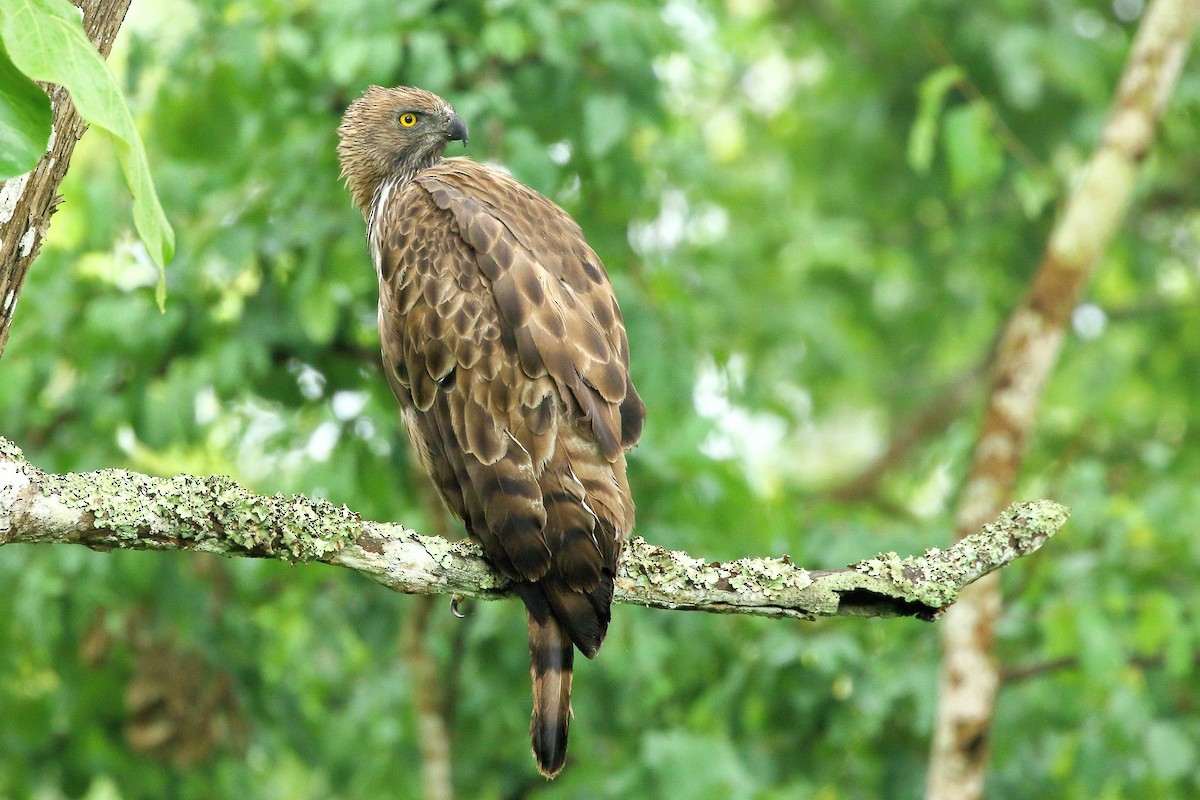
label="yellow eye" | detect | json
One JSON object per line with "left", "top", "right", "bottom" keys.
{"left": 399, "top": 112, "right": 418, "bottom": 128}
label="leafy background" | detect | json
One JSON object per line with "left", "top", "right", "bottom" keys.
{"left": 3, "top": 0, "right": 1200, "bottom": 798}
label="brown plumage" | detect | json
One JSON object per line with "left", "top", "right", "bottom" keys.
{"left": 337, "top": 86, "right": 644, "bottom": 777}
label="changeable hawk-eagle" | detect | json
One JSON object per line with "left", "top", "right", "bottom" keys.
{"left": 337, "top": 86, "right": 645, "bottom": 777}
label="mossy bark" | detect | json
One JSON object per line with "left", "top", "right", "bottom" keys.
{"left": 0, "top": 437, "right": 1067, "bottom": 620}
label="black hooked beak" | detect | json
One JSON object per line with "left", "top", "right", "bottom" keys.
{"left": 445, "top": 113, "right": 468, "bottom": 145}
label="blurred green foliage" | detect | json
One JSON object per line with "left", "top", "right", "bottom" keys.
{"left": 3, "top": 0, "right": 1200, "bottom": 798}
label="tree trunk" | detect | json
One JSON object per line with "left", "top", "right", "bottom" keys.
{"left": 924, "top": 2, "right": 1200, "bottom": 797}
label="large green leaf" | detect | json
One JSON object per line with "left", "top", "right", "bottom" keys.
{"left": 943, "top": 101, "right": 1005, "bottom": 198}
{"left": 907, "top": 65, "right": 962, "bottom": 174}
{"left": 0, "top": 38, "right": 51, "bottom": 179}
{"left": 0, "top": 0, "right": 174, "bottom": 279}
{"left": 584, "top": 92, "right": 630, "bottom": 158}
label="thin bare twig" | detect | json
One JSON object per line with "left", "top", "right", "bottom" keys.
{"left": 829, "top": 359, "right": 987, "bottom": 505}
{"left": 1002, "top": 649, "right": 1200, "bottom": 684}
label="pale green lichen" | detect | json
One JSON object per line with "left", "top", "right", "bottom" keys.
{"left": 618, "top": 538, "right": 714, "bottom": 592}
{"left": 6, "top": 444, "right": 1071, "bottom": 620}
{"left": 726, "top": 557, "right": 814, "bottom": 595}
{"left": 41, "top": 467, "right": 361, "bottom": 563}
{"left": 618, "top": 538, "right": 816, "bottom": 601}
{"left": 853, "top": 548, "right": 968, "bottom": 608}
{"left": 0, "top": 438, "right": 26, "bottom": 462}
{"left": 1003, "top": 500, "right": 1070, "bottom": 548}
{"left": 849, "top": 500, "right": 1069, "bottom": 610}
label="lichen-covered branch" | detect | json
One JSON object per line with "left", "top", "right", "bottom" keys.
{"left": 926, "top": 2, "right": 1200, "bottom": 798}
{"left": 0, "top": 437, "right": 1066, "bottom": 619}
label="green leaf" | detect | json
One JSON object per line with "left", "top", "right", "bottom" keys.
{"left": 0, "top": 38, "right": 51, "bottom": 179}
{"left": 907, "top": 65, "right": 962, "bottom": 173}
{"left": 1012, "top": 167, "right": 1055, "bottom": 219}
{"left": 641, "top": 730, "right": 755, "bottom": 800}
{"left": 943, "top": 101, "right": 1004, "bottom": 198}
{"left": 0, "top": 0, "right": 174, "bottom": 277}
{"left": 584, "top": 92, "right": 629, "bottom": 158}
{"left": 1145, "top": 722, "right": 1197, "bottom": 781}
{"left": 404, "top": 32, "right": 451, "bottom": 92}
{"left": 1132, "top": 591, "right": 1180, "bottom": 656}
{"left": 480, "top": 19, "right": 528, "bottom": 62}
{"left": 1077, "top": 604, "right": 1125, "bottom": 681}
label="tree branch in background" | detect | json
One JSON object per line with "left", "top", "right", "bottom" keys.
{"left": 401, "top": 595, "right": 455, "bottom": 800}
{"left": 399, "top": 459, "right": 458, "bottom": 800}
{"left": 0, "top": 437, "right": 1066, "bottom": 620}
{"left": 925, "top": 2, "right": 1200, "bottom": 798}
{"left": 1001, "top": 649, "right": 1200, "bottom": 684}
{"left": 829, "top": 358, "right": 987, "bottom": 505}
{"left": 0, "top": 0, "right": 132, "bottom": 358}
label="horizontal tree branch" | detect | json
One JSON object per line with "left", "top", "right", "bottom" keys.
{"left": 0, "top": 437, "right": 1067, "bottom": 620}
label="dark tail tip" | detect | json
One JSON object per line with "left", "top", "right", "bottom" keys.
{"left": 527, "top": 609, "right": 574, "bottom": 778}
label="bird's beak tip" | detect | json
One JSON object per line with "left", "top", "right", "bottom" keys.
{"left": 446, "top": 114, "right": 469, "bottom": 146}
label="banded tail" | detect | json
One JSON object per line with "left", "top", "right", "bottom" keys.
{"left": 523, "top": 589, "right": 576, "bottom": 778}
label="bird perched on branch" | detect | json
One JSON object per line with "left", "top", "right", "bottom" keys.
{"left": 337, "top": 86, "right": 644, "bottom": 777}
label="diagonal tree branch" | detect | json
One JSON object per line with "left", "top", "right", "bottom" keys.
{"left": 926, "top": 2, "right": 1200, "bottom": 798}
{"left": 0, "top": 0, "right": 133, "bottom": 358}
{"left": 0, "top": 437, "right": 1067, "bottom": 620}
{"left": 828, "top": 356, "right": 987, "bottom": 506}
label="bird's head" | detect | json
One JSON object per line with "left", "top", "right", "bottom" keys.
{"left": 337, "top": 85, "right": 469, "bottom": 213}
